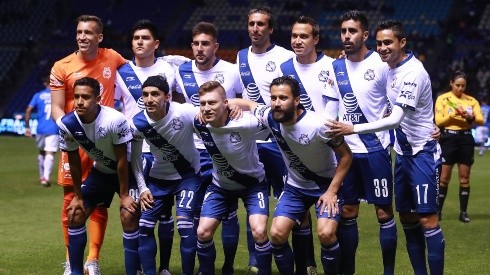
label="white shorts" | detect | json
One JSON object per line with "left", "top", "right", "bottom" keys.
{"left": 475, "top": 126, "right": 489, "bottom": 144}
{"left": 36, "top": 134, "right": 59, "bottom": 152}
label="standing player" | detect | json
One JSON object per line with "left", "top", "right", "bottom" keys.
{"left": 25, "top": 74, "right": 59, "bottom": 187}
{"left": 278, "top": 15, "right": 335, "bottom": 274}
{"left": 238, "top": 7, "right": 319, "bottom": 274}
{"left": 230, "top": 76, "right": 352, "bottom": 274}
{"left": 114, "top": 19, "right": 178, "bottom": 275}
{"left": 194, "top": 81, "right": 272, "bottom": 275}
{"left": 56, "top": 77, "right": 138, "bottom": 275}
{"left": 175, "top": 21, "right": 243, "bottom": 274}
{"left": 50, "top": 14, "right": 127, "bottom": 275}
{"left": 327, "top": 20, "right": 445, "bottom": 275}
{"left": 322, "top": 11, "right": 397, "bottom": 275}
{"left": 130, "top": 75, "right": 202, "bottom": 275}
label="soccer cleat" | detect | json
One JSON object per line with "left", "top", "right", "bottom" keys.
{"left": 62, "top": 261, "right": 71, "bottom": 275}
{"left": 246, "top": 266, "right": 259, "bottom": 275}
{"left": 84, "top": 259, "right": 101, "bottom": 275}
{"left": 307, "top": 266, "right": 318, "bottom": 275}
{"left": 459, "top": 212, "right": 470, "bottom": 223}
{"left": 158, "top": 269, "right": 171, "bottom": 275}
{"left": 40, "top": 178, "right": 50, "bottom": 187}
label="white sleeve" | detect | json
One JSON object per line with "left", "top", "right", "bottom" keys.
{"left": 130, "top": 134, "right": 149, "bottom": 195}
{"left": 353, "top": 105, "right": 406, "bottom": 134}
{"left": 324, "top": 98, "right": 339, "bottom": 120}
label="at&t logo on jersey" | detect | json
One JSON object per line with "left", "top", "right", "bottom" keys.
{"left": 212, "top": 154, "right": 233, "bottom": 177}
{"left": 246, "top": 83, "right": 262, "bottom": 102}
{"left": 190, "top": 94, "right": 200, "bottom": 106}
{"left": 342, "top": 92, "right": 363, "bottom": 122}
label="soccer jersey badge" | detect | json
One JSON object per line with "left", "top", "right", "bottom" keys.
{"left": 318, "top": 70, "right": 329, "bottom": 82}
{"left": 230, "top": 132, "right": 241, "bottom": 143}
{"left": 214, "top": 73, "right": 225, "bottom": 84}
{"left": 171, "top": 118, "right": 184, "bottom": 130}
{"left": 364, "top": 69, "right": 375, "bottom": 81}
{"left": 265, "top": 61, "right": 276, "bottom": 72}
{"left": 299, "top": 134, "right": 310, "bottom": 146}
{"left": 103, "top": 67, "right": 111, "bottom": 79}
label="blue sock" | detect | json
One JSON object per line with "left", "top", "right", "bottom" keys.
{"left": 138, "top": 219, "right": 157, "bottom": 275}
{"left": 292, "top": 227, "right": 309, "bottom": 275}
{"left": 123, "top": 229, "right": 140, "bottom": 275}
{"left": 255, "top": 240, "right": 272, "bottom": 275}
{"left": 246, "top": 216, "right": 258, "bottom": 267}
{"left": 425, "top": 226, "right": 445, "bottom": 275}
{"left": 271, "top": 242, "right": 294, "bottom": 274}
{"left": 306, "top": 215, "right": 317, "bottom": 268}
{"left": 158, "top": 215, "right": 174, "bottom": 271}
{"left": 402, "top": 223, "right": 427, "bottom": 274}
{"left": 337, "top": 218, "right": 358, "bottom": 275}
{"left": 197, "top": 239, "right": 216, "bottom": 275}
{"left": 379, "top": 218, "right": 397, "bottom": 275}
{"left": 221, "top": 211, "right": 239, "bottom": 274}
{"left": 177, "top": 218, "right": 196, "bottom": 275}
{"left": 68, "top": 225, "right": 87, "bottom": 275}
{"left": 320, "top": 241, "right": 341, "bottom": 275}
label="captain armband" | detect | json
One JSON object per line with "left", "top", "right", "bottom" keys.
{"left": 327, "top": 135, "right": 344, "bottom": 148}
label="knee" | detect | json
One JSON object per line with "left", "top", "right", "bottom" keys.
{"left": 69, "top": 209, "right": 87, "bottom": 227}
{"left": 197, "top": 225, "right": 214, "bottom": 241}
{"left": 251, "top": 224, "right": 268, "bottom": 243}
{"left": 419, "top": 214, "right": 439, "bottom": 229}
{"left": 341, "top": 204, "right": 359, "bottom": 219}
{"left": 317, "top": 225, "right": 337, "bottom": 245}
{"left": 270, "top": 224, "right": 289, "bottom": 245}
{"left": 376, "top": 205, "right": 394, "bottom": 222}
{"left": 120, "top": 209, "right": 139, "bottom": 231}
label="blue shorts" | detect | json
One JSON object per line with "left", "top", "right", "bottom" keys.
{"left": 274, "top": 183, "right": 343, "bottom": 224}
{"left": 81, "top": 168, "right": 119, "bottom": 209}
{"left": 258, "top": 142, "right": 287, "bottom": 198}
{"left": 142, "top": 174, "right": 201, "bottom": 220}
{"left": 200, "top": 182, "right": 269, "bottom": 220}
{"left": 342, "top": 149, "right": 393, "bottom": 205}
{"left": 394, "top": 143, "right": 441, "bottom": 214}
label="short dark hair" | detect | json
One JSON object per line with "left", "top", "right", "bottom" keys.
{"left": 293, "top": 15, "right": 320, "bottom": 38}
{"left": 450, "top": 70, "right": 467, "bottom": 82}
{"left": 270, "top": 76, "right": 300, "bottom": 98}
{"left": 192, "top": 21, "right": 218, "bottom": 41}
{"left": 131, "top": 19, "right": 159, "bottom": 40}
{"left": 198, "top": 81, "right": 226, "bottom": 100}
{"left": 142, "top": 75, "right": 170, "bottom": 95}
{"left": 340, "top": 10, "right": 369, "bottom": 32}
{"left": 74, "top": 77, "right": 101, "bottom": 97}
{"left": 248, "top": 6, "right": 275, "bottom": 29}
{"left": 376, "top": 19, "right": 406, "bottom": 41}
{"left": 75, "top": 15, "right": 103, "bottom": 33}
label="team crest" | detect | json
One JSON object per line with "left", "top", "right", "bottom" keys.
{"left": 364, "top": 69, "right": 375, "bottom": 81}
{"left": 265, "top": 61, "right": 276, "bottom": 72}
{"left": 298, "top": 134, "right": 310, "bottom": 146}
{"left": 214, "top": 74, "right": 225, "bottom": 84}
{"left": 230, "top": 132, "right": 241, "bottom": 143}
{"left": 103, "top": 67, "right": 111, "bottom": 79}
{"left": 391, "top": 76, "right": 397, "bottom": 89}
{"left": 171, "top": 118, "right": 184, "bottom": 130}
{"left": 97, "top": 127, "right": 108, "bottom": 138}
{"left": 318, "top": 70, "right": 329, "bottom": 82}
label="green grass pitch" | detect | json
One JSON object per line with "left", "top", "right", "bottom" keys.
{"left": 0, "top": 136, "right": 489, "bottom": 274}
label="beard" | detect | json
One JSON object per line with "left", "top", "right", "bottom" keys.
{"left": 272, "top": 105, "right": 295, "bottom": 123}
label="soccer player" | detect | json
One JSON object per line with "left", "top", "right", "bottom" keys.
{"left": 194, "top": 81, "right": 272, "bottom": 275}
{"left": 322, "top": 11, "right": 397, "bottom": 274}
{"left": 56, "top": 77, "right": 137, "bottom": 275}
{"left": 25, "top": 74, "right": 59, "bottom": 187}
{"left": 50, "top": 14, "right": 127, "bottom": 274}
{"left": 114, "top": 19, "right": 179, "bottom": 275}
{"left": 327, "top": 20, "right": 445, "bottom": 275}
{"left": 130, "top": 75, "right": 202, "bottom": 275}
{"left": 231, "top": 76, "right": 352, "bottom": 274}
{"left": 174, "top": 21, "right": 243, "bottom": 274}
{"left": 277, "top": 15, "right": 335, "bottom": 274}
{"left": 238, "top": 7, "right": 319, "bottom": 273}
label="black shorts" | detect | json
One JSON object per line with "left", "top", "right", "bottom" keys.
{"left": 439, "top": 132, "right": 475, "bottom": 165}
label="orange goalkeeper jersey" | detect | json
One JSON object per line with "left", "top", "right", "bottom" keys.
{"left": 50, "top": 48, "right": 126, "bottom": 186}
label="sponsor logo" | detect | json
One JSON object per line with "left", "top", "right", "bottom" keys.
{"left": 240, "top": 63, "right": 246, "bottom": 68}
{"left": 128, "top": 84, "right": 141, "bottom": 90}
{"left": 342, "top": 92, "right": 363, "bottom": 122}
{"left": 246, "top": 83, "right": 262, "bottom": 102}
{"left": 400, "top": 90, "right": 415, "bottom": 100}
{"left": 240, "top": 71, "right": 250, "bottom": 76}
{"left": 183, "top": 74, "right": 192, "bottom": 79}
{"left": 403, "top": 81, "right": 417, "bottom": 87}
{"left": 184, "top": 82, "right": 197, "bottom": 87}
{"left": 117, "top": 128, "right": 132, "bottom": 138}
{"left": 338, "top": 80, "right": 349, "bottom": 86}
{"left": 336, "top": 71, "right": 345, "bottom": 76}
{"left": 125, "top": 76, "right": 135, "bottom": 82}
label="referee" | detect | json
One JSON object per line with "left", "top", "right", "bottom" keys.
{"left": 434, "top": 70, "right": 484, "bottom": 222}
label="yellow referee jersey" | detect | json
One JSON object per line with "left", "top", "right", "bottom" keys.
{"left": 434, "top": 91, "right": 484, "bottom": 131}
